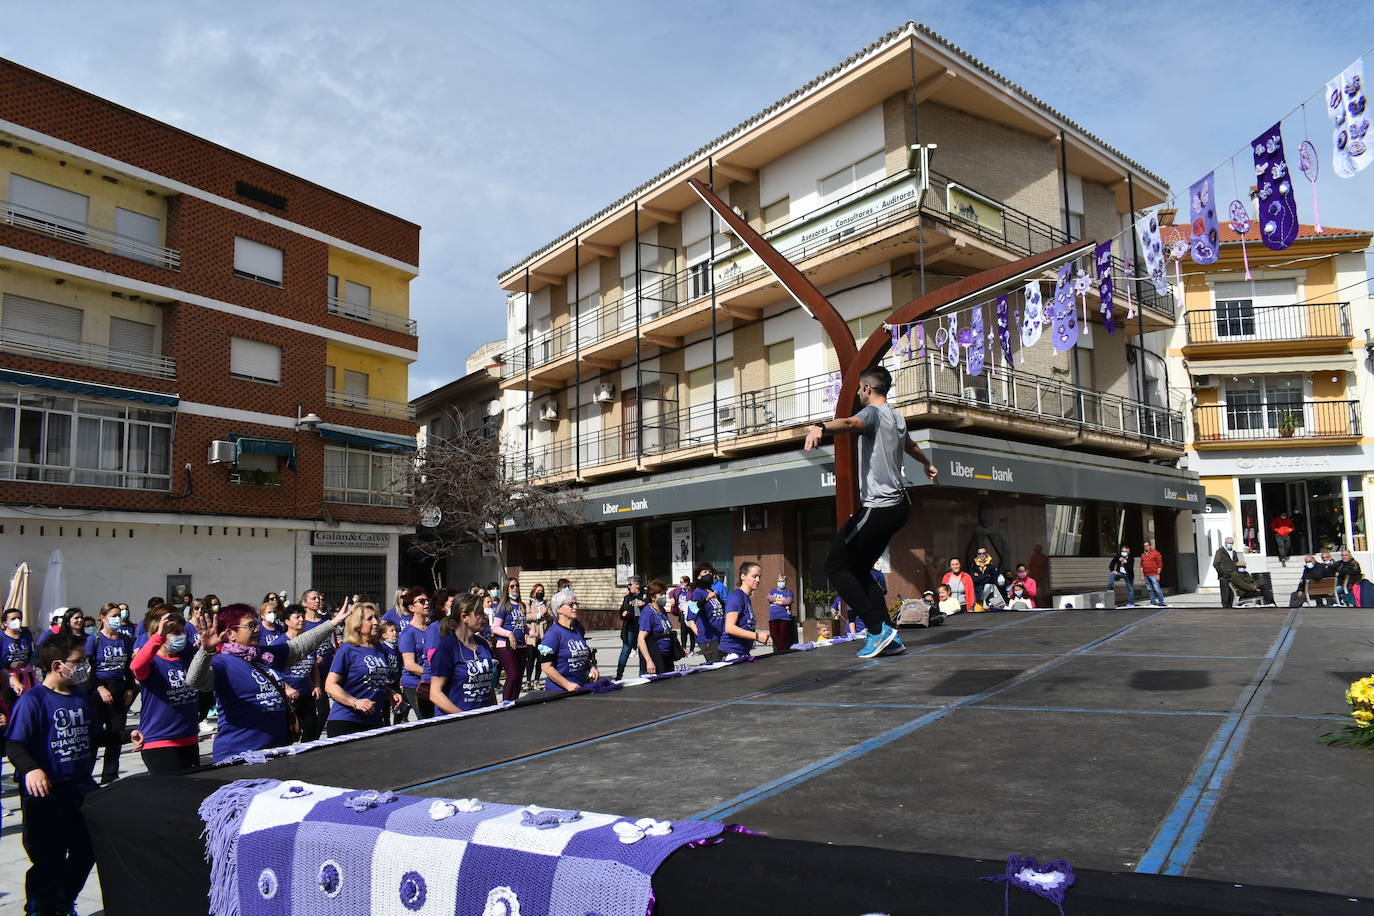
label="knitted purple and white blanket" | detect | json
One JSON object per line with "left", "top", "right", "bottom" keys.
{"left": 199, "top": 779, "right": 726, "bottom": 916}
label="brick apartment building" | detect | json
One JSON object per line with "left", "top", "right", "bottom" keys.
{"left": 0, "top": 58, "right": 419, "bottom": 613}
{"left": 490, "top": 22, "right": 1204, "bottom": 615}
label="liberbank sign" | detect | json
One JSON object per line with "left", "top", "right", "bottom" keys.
{"left": 523, "top": 437, "right": 1203, "bottom": 529}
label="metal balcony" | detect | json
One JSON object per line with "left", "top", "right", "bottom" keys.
{"left": 1184, "top": 302, "right": 1350, "bottom": 349}
{"left": 325, "top": 389, "right": 417, "bottom": 420}
{"left": 327, "top": 295, "right": 418, "bottom": 336}
{"left": 2, "top": 200, "right": 181, "bottom": 270}
{"left": 0, "top": 329, "right": 176, "bottom": 379}
{"left": 1194, "top": 400, "right": 1360, "bottom": 445}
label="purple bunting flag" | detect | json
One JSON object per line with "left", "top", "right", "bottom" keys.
{"left": 1252, "top": 122, "right": 1299, "bottom": 251}
{"left": 1327, "top": 58, "right": 1372, "bottom": 178}
{"left": 1188, "top": 172, "right": 1219, "bottom": 264}
{"left": 968, "top": 305, "right": 986, "bottom": 376}
{"left": 1050, "top": 263, "right": 1078, "bottom": 352}
{"left": 995, "top": 295, "right": 1013, "bottom": 367}
{"left": 1094, "top": 240, "right": 1115, "bottom": 335}
{"left": 1135, "top": 209, "right": 1169, "bottom": 296}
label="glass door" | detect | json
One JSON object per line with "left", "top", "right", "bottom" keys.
{"left": 1287, "top": 479, "right": 1311, "bottom": 556}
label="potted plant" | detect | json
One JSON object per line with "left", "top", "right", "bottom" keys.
{"left": 803, "top": 588, "right": 835, "bottom": 619}
{"left": 1278, "top": 409, "right": 1300, "bottom": 438}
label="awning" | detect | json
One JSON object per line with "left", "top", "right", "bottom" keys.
{"left": 228, "top": 434, "right": 298, "bottom": 471}
{"left": 317, "top": 423, "right": 417, "bottom": 453}
{"left": 1187, "top": 354, "right": 1357, "bottom": 375}
{"left": 0, "top": 368, "right": 179, "bottom": 407}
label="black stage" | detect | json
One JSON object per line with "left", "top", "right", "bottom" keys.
{"left": 89, "top": 606, "right": 1374, "bottom": 914}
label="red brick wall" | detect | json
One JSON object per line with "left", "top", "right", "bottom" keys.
{"left": 731, "top": 508, "right": 797, "bottom": 585}
{"left": 0, "top": 58, "right": 419, "bottom": 265}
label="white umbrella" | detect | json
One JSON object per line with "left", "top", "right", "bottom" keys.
{"left": 38, "top": 548, "right": 66, "bottom": 627}
{"left": 5, "top": 561, "right": 29, "bottom": 626}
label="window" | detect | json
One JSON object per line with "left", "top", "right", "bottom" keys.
{"left": 1225, "top": 376, "right": 1303, "bottom": 433}
{"left": 324, "top": 365, "right": 335, "bottom": 390}
{"left": 762, "top": 197, "right": 790, "bottom": 232}
{"left": 342, "top": 369, "right": 369, "bottom": 405}
{"left": 233, "top": 237, "right": 283, "bottom": 286}
{"left": 0, "top": 385, "right": 172, "bottom": 489}
{"left": 2, "top": 295, "right": 82, "bottom": 350}
{"left": 1215, "top": 300, "right": 1255, "bottom": 337}
{"left": 818, "top": 152, "right": 885, "bottom": 201}
{"left": 109, "top": 317, "right": 155, "bottom": 357}
{"left": 825, "top": 309, "right": 888, "bottom": 371}
{"left": 113, "top": 208, "right": 161, "bottom": 263}
{"left": 324, "top": 444, "right": 410, "bottom": 507}
{"left": 341, "top": 281, "right": 371, "bottom": 320}
{"left": 767, "top": 339, "right": 795, "bottom": 390}
{"left": 229, "top": 337, "right": 281, "bottom": 383}
{"left": 327, "top": 274, "right": 339, "bottom": 300}
{"left": 687, "top": 360, "right": 734, "bottom": 434}
{"left": 235, "top": 181, "right": 287, "bottom": 211}
{"left": 8, "top": 174, "right": 89, "bottom": 232}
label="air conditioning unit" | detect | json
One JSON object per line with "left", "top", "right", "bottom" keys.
{"left": 539, "top": 402, "right": 559, "bottom": 422}
{"left": 208, "top": 440, "right": 235, "bottom": 465}
{"left": 594, "top": 383, "right": 616, "bottom": 404}
{"left": 514, "top": 410, "right": 531, "bottom": 428}
{"left": 1193, "top": 374, "right": 1214, "bottom": 388}
{"left": 717, "top": 405, "right": 736, "bottom": 423}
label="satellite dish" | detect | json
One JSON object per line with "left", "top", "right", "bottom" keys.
{"left": 419, "top": 506, "right": 443, "bottom": 528}
{"left": 486, "top": 399, "right": 503, "bottom": 417}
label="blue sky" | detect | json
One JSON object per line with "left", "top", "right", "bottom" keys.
{"left": 3, "top": 1, "right": 1370, "bottom": 396}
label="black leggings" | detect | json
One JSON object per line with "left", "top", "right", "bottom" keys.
{"left": 91, "top": 682, "right": 130, "bottom": 781}
{"left": 825, "top": 503, "right": 909, "bottom": 634}
{"left": 292, "top": 691, "right": 318, "bottom": 744}
{"left": 403, "top": 684, "right": 434, "bottom": 720}
{"left": 325, "top": 719, "right": 372, "bottom": 738}
{"left": 140, "top": 743, "right": 201, "bottom": 774}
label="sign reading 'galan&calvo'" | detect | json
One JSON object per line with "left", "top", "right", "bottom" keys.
{"left": 311, "top": 531, "right": 391, "bottom": 548}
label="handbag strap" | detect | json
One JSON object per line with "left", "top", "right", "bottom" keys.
{"left": 244, "top": 655, "right": 293, "bottom": 709}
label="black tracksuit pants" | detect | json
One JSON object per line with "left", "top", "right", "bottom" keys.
{"left": 825, "top": 503, "right": 908, "bottom": 635}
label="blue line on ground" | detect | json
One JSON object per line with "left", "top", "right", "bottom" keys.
{"left": 691, "top": 608, "right": 1172, "bottom": 821}
{"left": 1134, "top": 608, "right": 1305, "bottom": 876}
{"left": 735, "top": 699, "right": 1228, "bottom": 717}
{"left": 402, "top": 610, "right": 1057, "bottom": 793}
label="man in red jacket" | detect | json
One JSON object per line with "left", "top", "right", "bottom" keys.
{"left": 1140, "top": 539, "right": 1166, "bottom": 607}
{"left": 1270, "top": 513, "right": 1295, "bottom": 566}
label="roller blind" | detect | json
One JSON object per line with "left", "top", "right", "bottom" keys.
{"left": 2, "top": 294, "right": 82, "bottom": 343}
{"left": 113, "top": 207, "right": 160, "bottom": 262}
{"left": 229, "top": 337, "right": 281, "bottom": 382}
{"left": 8, "top": 174, "right": 88, "bottom": 227}
{"left": 343, "top": 369, "right": 369, "bottom": 396}
{"left": 109, "top": 317, "right": 155, "bottom": 355}
{"left": 233, "top": 237, "right": 283, "bottom": 285}
{"left": 767, "top": 339, "right": 795, "bottom": 389}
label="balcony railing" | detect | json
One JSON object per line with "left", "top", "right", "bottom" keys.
{"left": 1184, "top": 302, "right": 1350, "bottom": 345}
{"left": 1194, "top": 400, "right": 1360, "bottom": 443}
{"left": 2, "top": 200, "right": 181, "bottom": 270}
{"left": 502, "top": 168, "right": 1178, "bottom": 379}
{"left": 504, "top": 355, "right": 1183, "bottom": 481}
{"left": 327, "top": 296, "right": 418, "bottom": 336}
{"left": 0, "top": 329, "right": 176, "bottom": 379}
{"left": 326, "top": 389, "right": 416, "bottom": 420}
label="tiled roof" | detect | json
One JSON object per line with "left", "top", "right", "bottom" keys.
{"left": 500, "top": 21, "right": 1169, "bottom": 279}
{"left": 1158, "top": 219, "right": 1372, "bottom": 245}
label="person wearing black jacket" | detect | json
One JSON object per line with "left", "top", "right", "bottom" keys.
{"left": 969, "top": 546, "right": 1004, "bottom": 608}
{"left": 1107, "top": 545, "right": 1136, "bottom": 607}
{"left": 1298, "top": 555, "right": 1336, "bottom": 606}
{"left": 1334, "top": 550, "right": 1363, "bottom": 606}
{"left": 614, "top": 576, "right": 646, "bottom": 680}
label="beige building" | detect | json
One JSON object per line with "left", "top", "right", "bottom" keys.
{"left": 489, "top": 22, "right": 1202, "bottom": 612}
{"left": 1164, "top": 214, "right": 1374, "bottom": 597}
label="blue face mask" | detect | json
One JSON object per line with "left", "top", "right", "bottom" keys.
{"left": 1306, "top": 562, "right": 1316, "bottom": 569}
{"left": 167, "top": 635, "right": 188, "bottom": 652}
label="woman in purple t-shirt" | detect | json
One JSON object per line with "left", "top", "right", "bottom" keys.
{"left": 538, "top": 589, "right": 599, "bottom": 692}
{"left": 325, "top": 602, "right": 398, "bottom": 736}
{"left": 129, "top": 609, "right": 200, "bottom": 773}
{"left": 490, "top": 577, "right": 527, "bottom": 703}
{"left": 396, "top": 586, "right": 434, "bottom": 720}
{"left": 430, "top": 593, "right": 498, "bottom": 713}
{"left": 721, "top": 562, "right": 771, "bottom": 659}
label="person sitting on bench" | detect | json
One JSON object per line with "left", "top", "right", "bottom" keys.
{"left": 1297, "top": 555, "right": 1337, "bottom": 607}
{"left": 1227, "top": 560, "right": 1275, "bottom": 606}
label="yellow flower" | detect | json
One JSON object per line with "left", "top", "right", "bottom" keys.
{"left": 1352, "top": 709, "right": 1374, "bottom": 727}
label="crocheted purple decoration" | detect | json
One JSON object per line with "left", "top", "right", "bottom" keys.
{"left": 1252, "top": 122, "right": 1299, "bottom": 251}
{"left": 981, "top": 854, "right": 1076, "bottom": 916}
{"left": 1188, "top": 172, "right": 1219, "bottom": 264}
{"left": 198, "top": 779, "right": 727, "bottom": 916}
{"left": 1049, "top": 263, "right": 1078, "bottom": 352}
{"left": 1093, "top": 241, "right": 1115, "bottom": 335}
{"left": 994, "top": 295, "right": 1013, "bottom": 366}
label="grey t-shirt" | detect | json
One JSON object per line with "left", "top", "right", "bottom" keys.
{"left": 856, "top": 402, "right": 908, "bottom": 507}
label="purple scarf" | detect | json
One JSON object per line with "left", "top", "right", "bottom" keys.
{"left": 219, "top": 642, "right": 261, "bottom": 663}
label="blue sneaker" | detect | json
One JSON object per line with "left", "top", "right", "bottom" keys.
{"left": 857, "top": 623, "right": 898, "bottom": 658}
{"left": 879, "top": 634, "right": 905, "bottom": 656}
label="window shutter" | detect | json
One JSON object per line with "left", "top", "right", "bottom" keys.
{"left": 233, "top": 237, "right": 284, "bottom": 284}
{"left": 109, "top": 317, "right": 155, "bottom": 355}
{"left": 2, "top": 294, "right": 82, "bottom": 342}
{"left": 8, "top": 174, "right": 88, "bottom": 227}
{"left": 113, "top": 208, "right": 160, "bottom": 262}
{"left": 343, "top": 369, "right": 369, "bottom": 397}
{"left": 229, "top": 337, "right": 281, "bottom": 382}
{"left": 767, "top": 339, "right": 795, "bottom": 389}
{"left": 343, "top": 281, "right": 371, "bottom": 319}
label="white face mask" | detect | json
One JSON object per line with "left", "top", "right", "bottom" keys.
{"left": 265, "top": 612, "right": 278, "bottom": 626}
{"left": 1224, "top": 542, "right": 1234, "bottom": 550}
{"left": 119, "top": 608, "right": 129, "bottom": 620}
{"left": 106, "top": 615, "right": 122, "bottom": 629}
{"left": 4, "top": 619, "right": 19, "bottom": 632}
{"left": 1120, "top": 551, "right": 1129, "bottom": 557}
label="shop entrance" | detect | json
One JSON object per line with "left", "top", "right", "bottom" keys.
{"left": 1250, "top": 475, "right": 1366, "bottom": 557}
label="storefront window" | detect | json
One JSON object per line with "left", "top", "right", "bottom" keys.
{"left": 1047, "top": 503, "right": 1084, "bottom": 555}
{"left": 694, "top": 511, "right": 734, "bottom": 582}
{"left": 1348, "top": 475, "right": 1366, "bottom": 552}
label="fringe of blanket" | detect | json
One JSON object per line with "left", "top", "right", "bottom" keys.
{"left": 197, "top": 778, "right": 280, "bottom": 916}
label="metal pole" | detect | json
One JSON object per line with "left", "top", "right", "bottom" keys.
{"left": 574, "top": 238, "right": 581, "bottom": 477}
{"left": 1126, "top": 173, "right": 1150, "bottom": 434}
{"left": 634, "top": 202, "right": 643, "bottom": 462}
{"left": 909, "top": 39, "right": 927, "bottom": 298}
{"left": 709, "top": 158, "right": 719, "bottom": 453}
{"left": 523, "top": 267, "right": 531, "bottom": 480}
{"left": 1058, "top": 130, "right": 1072, "bottom": 241}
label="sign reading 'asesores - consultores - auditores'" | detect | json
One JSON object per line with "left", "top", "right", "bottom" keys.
{"left": 311, "top": 531, "right": 391, "bottom": 548}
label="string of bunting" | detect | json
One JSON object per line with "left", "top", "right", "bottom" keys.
{"left": 866, "top": 47, "right": 1373, "bottom": 382}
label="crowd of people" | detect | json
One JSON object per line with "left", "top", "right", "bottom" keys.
{"left": 1212, "top": 537, "right": 1370, "bottom": 607}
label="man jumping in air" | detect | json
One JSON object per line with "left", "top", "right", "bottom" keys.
{"left": 805, "top": 365, "right": 938, "bottom": 658}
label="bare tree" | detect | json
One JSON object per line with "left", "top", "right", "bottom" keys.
{"left": 406, "top": 411, "right": 580, "bottom": 583}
